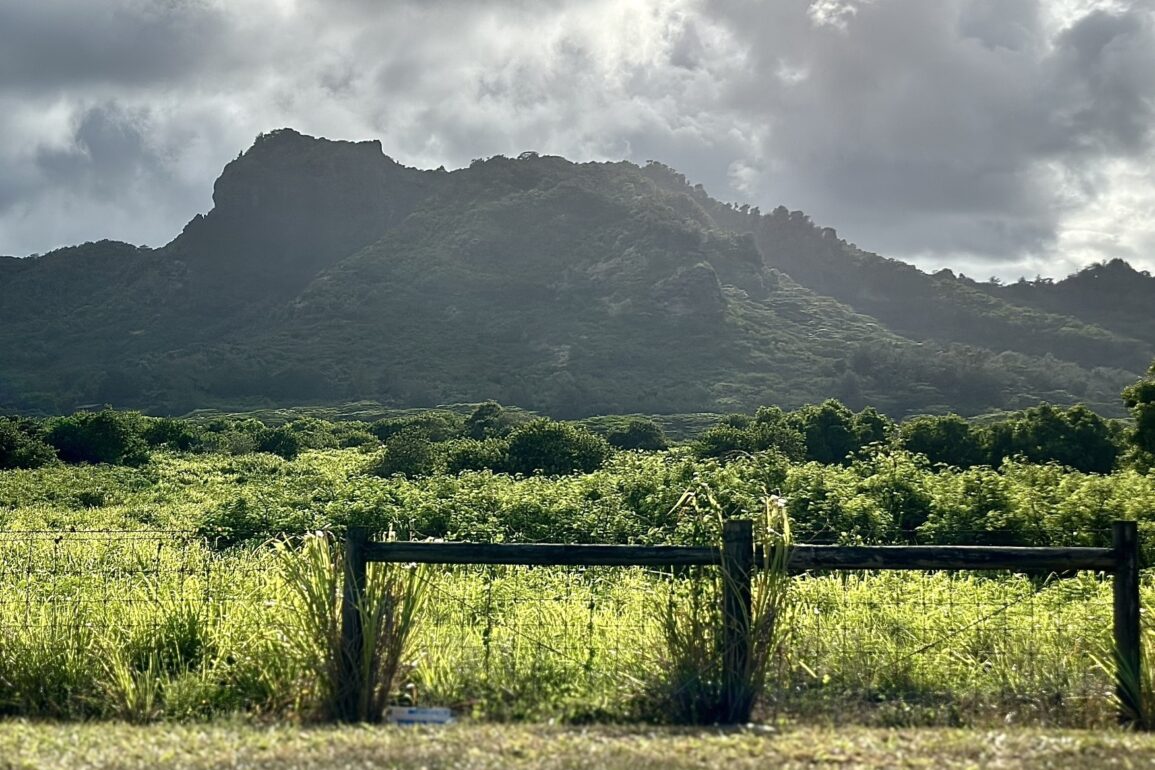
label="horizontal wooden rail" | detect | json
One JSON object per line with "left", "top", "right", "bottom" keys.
{"left": 788, "top": 544, "right": 1117, "bottom": 572}
{"left": 363, "top": 540, "right": 1118, "bottom": 573}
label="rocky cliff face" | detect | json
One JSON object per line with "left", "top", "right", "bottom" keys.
{"left": 172, "top": 128, "right": 437, "bottom": 296}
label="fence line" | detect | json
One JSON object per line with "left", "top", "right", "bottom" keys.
{"left": 340, "top": 520, "right": 1141, "bottom": 725}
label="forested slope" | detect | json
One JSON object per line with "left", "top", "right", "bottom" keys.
{"left": 0, "top": 129, "right": 1146, "bottom": 417}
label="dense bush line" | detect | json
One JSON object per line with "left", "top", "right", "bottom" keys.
{"left": 1, "top": 362, "right": 1153, "bottom": 552}
{"left": 4, "top": 359, "right": 1154, "bottom": 477}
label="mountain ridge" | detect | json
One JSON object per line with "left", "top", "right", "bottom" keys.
{"left": 0, "top": 128, "right": 1147, "bottom": 417}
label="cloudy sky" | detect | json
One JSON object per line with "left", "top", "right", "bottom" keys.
{"left": 1, "top": 0, "right": 1153, "bottom": 280}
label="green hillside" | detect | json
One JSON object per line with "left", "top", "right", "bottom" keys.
{"left": 0, "top": 129, "right": 1145, "bottom": 417}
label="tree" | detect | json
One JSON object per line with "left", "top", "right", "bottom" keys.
{"left": 142, "top": 417, "right": 206, "bottom": 452}
{"left": 255, "top": 425, "right": 302, "bottom": 460}
{"left": 791, "top": 400, "right": 858, "bottom": 465}
{"left": 1123, "top": 361, "right": 1155, "bottom": 471}
{"left": 751, "top": 406, "right": 806, "bottom": 460}
{"left": 852, "top": 406, "right": 894, "bottom": 447}
{"left": 464, "top": 401, "right": 521, "bottom": 440}
{"left": 694, "top": 424, "right": 754, "bottom": 459}
{"left": 899, "top": 414, "right": 985, "bottom": 468}
{"left": 372, "top": 429, "right": 442, "bottom": 477}
{"left": 444, "top": 438, "right": 509, "bottom": 474}
{"left": 371, "top": 411, "right": 465, "bottom": 443}
{"left": 982, "top": 403, "right": 1119, "bottom": 473}
{"left": 694, "top": 407, "right": 805, "bottom": 460}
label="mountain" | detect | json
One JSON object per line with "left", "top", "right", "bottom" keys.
{"left": 0, "top": 129, "right": 1147, "bottom": 418}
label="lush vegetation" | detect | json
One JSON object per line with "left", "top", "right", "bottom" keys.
{"left": 2, "top": 385, "right": 1153, "bottom": 551}
{"left": 2, "top": 373, "right": 1155, "bottom": 726}
{"left": 0, "top": 525, "right": 1128, "bottom": 726}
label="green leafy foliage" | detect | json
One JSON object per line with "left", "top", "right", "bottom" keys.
{"left": 0, "top": 417, "right": 56, "bottom": 469}
{"left": 255, "top": 426, "right": 303, "bottom": 460}
{"left": 898, "top": 414, "right": 985, "bottom": 468}
{"left": 791, "top": 400, "right": 861, "bottom": 465}
{"left": 504, "top": 420, "right": 612, "bottom": 476}
{"left": 371, "top": 411, "right": 465, "bottom": 443}
{"left": 370, "top": 430, "right": 443, "bottom": 478}
{"left": 3, "top": 408, "right": 1155, "bottom": 724}
{"left": 605, "top": 417, "right": 668, "bottom": 451}
{"left": 464, "top": 401, "right": 525, "bottom": 440}
{"left": 1123, "top": 361, "right": 1155, "bottom": 472}
{"left": 983, "top": 403, "right": 1120, "bottom": 473}
{"left": 443, "top": 437, "right": 509, "bottom": 474}
{"left": 46, "top": 409, "right": 150, "bottom": 467}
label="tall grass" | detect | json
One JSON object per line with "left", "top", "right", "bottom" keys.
{"left": 0, "top": 529, "right": 1127, "bottom": 726}
{"left": 648, "top": 486, "right": 793, "bottom": 724}
{"left": 1096, "top": 597, "right": 1155, "bottom": 729}
{"left": 272, "top": 532, "right": 427, "bottom": 722}
{"left": 354, "top": 559, "right": 427, "bottom": 721}
{"left": 737, "top": 494, "right": 793, "bottom": 719}
{"left": 270, "top": 533, "right": 343, "bottom": 718}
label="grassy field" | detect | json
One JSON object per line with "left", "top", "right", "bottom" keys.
{"left": 0, "top": 527, "right": 1122, "bottom": 725}
{"left": 2, "top": 721, "right": 1154, "bottom": 770}
{"left": 1, "top": 446, "right": 1151, "bottom": 727}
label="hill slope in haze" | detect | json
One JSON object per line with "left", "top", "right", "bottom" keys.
{"left": 0, "top": 129, "right": 1146, "bottom": 417}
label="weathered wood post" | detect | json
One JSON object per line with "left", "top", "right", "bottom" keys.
{"left": 338, "top": 526, "right": 369, "bottom": 722}
{"left": 1114, "top": 520, "right": 1142, "bottom": 726}
{"left": 721, "top": 518, "right": 754, "bottom": 723}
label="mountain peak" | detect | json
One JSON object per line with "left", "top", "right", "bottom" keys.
{"left": 169, "top": 129, "right": 435, "bottom": 291}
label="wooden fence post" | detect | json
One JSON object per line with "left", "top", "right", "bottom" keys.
{"left": 338, "top": 526, "right": 369, "bottom": 722}
{"left": 721, "top": 518, "right": 753, "bottom": 723}
{"left": 1114, "top": 520, "right": 1142, "bottom": 726}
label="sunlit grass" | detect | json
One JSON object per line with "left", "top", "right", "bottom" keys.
{"left": 2, "top": 721, "right": 1154, "bottom": 770}
{"left": 1, "top": 526, "right": 1126, "bottom": 725}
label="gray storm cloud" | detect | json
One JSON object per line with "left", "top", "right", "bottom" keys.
{"left": 0, "top": 0, "right": 1152, "bottom": 280}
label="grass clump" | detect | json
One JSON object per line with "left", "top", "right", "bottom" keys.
{"left": 646, "top": 485, "right": 793, "bottom": 724}
{"left": 271, "top": 532, "right": 426, "bottom": 722}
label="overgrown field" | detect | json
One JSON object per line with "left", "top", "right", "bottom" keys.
{"left": 4, "top": 447, "right": 1155, "bottom": 550}
{"left": 1, "top": 445, "right": 1153, "bottom": 725}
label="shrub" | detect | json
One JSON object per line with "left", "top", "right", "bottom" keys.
{"left": 371, "top": 430, "right": 443, "bottom": 478}
{"left": 370, "top": 411, "right": 465, "bottom": 443}
{"left": 142, "top": 418, "right": 206, "bottom": 452}
{"left": 0, "top": 417, "right": 56, "bottom": 469}
{"left": 606, "top": 418, "right": 668, "bottom": 451}
{"left": 46, "top": 409, "right": 149, "bottom": 466}
{"left": 464, "top": 401, "right": 526, "bottom": 439}
{"left": 899, "top": 414, "right": 985, "bottom": 468}
{"left": 504, "top": 420, "right": 611, "bottom": 476}
{"left": 444, "top": 437, "right": 509, "bottom": 474}
{"left": 695, "top": 408, "right": 804, "bottom": 461}
{"left": 256, "top": 426, "right": 303, "bottom": 460}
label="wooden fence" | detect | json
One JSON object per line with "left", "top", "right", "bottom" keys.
{"left": 337, "top": 520, "right": 1141, "bottom": 724}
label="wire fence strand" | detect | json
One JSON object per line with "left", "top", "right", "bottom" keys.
{"left": 0, "top": 528, "right": 1129, "bottom": 726}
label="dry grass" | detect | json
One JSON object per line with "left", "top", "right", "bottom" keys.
{"left": 2, "top": 721, "right": 1154, "bottom": 770}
